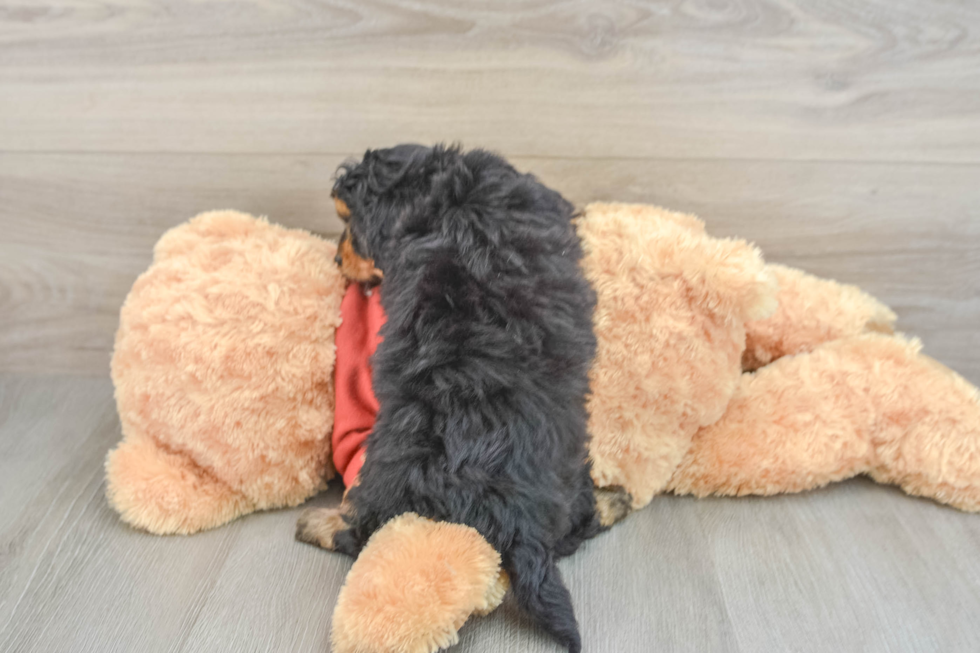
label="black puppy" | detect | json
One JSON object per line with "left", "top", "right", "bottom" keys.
{"left": 299, "top": 144, "right": 604, "bottom": 652}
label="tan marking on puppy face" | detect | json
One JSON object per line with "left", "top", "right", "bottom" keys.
{"left": 334, "top": 197, "right": 351, "bottom": 220}
{"left": 339, "top": 233, "right": 384, "bottom": 284}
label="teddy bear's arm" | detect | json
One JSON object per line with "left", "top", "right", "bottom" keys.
{"left": 743, "top": 264, "right": 896, "bottom": 370}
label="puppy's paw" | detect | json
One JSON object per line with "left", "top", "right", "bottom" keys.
{"left": 296, "top": 507, "right": 347, "bottom": 550}
{"left": 595, "top": 485, "right": 633, "bottom": 527}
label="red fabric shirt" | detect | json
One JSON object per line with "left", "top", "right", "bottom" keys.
{"left": 332, "top": 283, "right": 385, "bottom": 487}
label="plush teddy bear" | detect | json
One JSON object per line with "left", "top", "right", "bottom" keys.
{"left": 105, "top": 203, "right": 980, "bottom": 653}
{"left": 106, "top": 211, "right": 345, "bottom": 535}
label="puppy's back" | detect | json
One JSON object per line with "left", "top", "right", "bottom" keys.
{"left": 353, "top": 147, "right": 598, "bottom": 652}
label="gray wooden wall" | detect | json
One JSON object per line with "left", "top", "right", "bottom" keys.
{"left": 2, "top": 0, "right": 978, "bottom": 382}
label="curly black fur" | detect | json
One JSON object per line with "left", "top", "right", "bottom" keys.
{"left": 331, "top": 144, "right": 603, "bottom": 653}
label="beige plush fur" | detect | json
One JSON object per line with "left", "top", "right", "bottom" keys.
{"left": 742, "top": 263, "right": 897, "bottom": 370}
{"left": 667, "top": 262, "right": 980, "bottom": 507}
{"left": 106, "top": 204, "right": 980, "bottom": 653}
{"left": 670, "top": 333, "right": 980, "bottom": 509}
{"left": 578, "top": 203, "right": 778, "bottom": 507}
{"left": 330, "top": 513, "right": 507, "bottom": 653}
{"left": 106, "top": 211, "right": 345, "bottom": 534}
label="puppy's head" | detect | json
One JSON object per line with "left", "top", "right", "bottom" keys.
{"left": 331, "top": 143, "right": 437, "bottom": 285}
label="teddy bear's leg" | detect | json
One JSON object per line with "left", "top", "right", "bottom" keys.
{"left": 743, "top": 264, "right": 897, "bottom": 370}
{"left": 330, "top": 513, "right": 507, "bottom": 653}
{"left": 669, "top": 334, "right": 980, "bottom": 511}
{"left": 862, "top": 341, "right": 980, "bottom": 511}
{"left": 667, "top": 336, "right": 878, "bottom": 499}
{"left": 105, "top": 435, "right": 251, "bottom": 535}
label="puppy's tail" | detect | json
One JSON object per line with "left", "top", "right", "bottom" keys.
{"left": 507, "top": 542, "right": 582, "bottom": 653}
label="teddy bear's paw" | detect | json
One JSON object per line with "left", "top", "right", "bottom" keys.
{"left": 331, "top": 513, "right": 505, "bottom": 653}
{"left": 105, "top": 435, "right": 251, "bottom": 535}
{"left": 295, "top": 507, "right": 347, "bottom": 550}
{"left": 473, "top": 569, "right": 510, "bottom": 616}
{"left": 594, "top": 485, "right": 633, "bottom": 527}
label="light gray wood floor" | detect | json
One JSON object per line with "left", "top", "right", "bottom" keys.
{"left": 4, "top": 374, "right": 980, "bottom": 653}
{"left": 2, "top": 0, "right": 979, "bottom": 651}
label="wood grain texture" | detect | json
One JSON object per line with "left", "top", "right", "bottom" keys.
{"left": 2, "top": 153, "right": 977, "bottom": 382}
{"left": 3, "top": 374, "right": 980, "bottom": 652}
{"left": 2, "top": 0, "right": 980, "bottom": 161}
{"left": 2, "top": 0, "right": 978, "bottom": 380}
{"left": 2, "top": 1, "right": 980, "bottom": 651}
{"left": 0, "top": 375, "right": 347, "bottom": 653}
